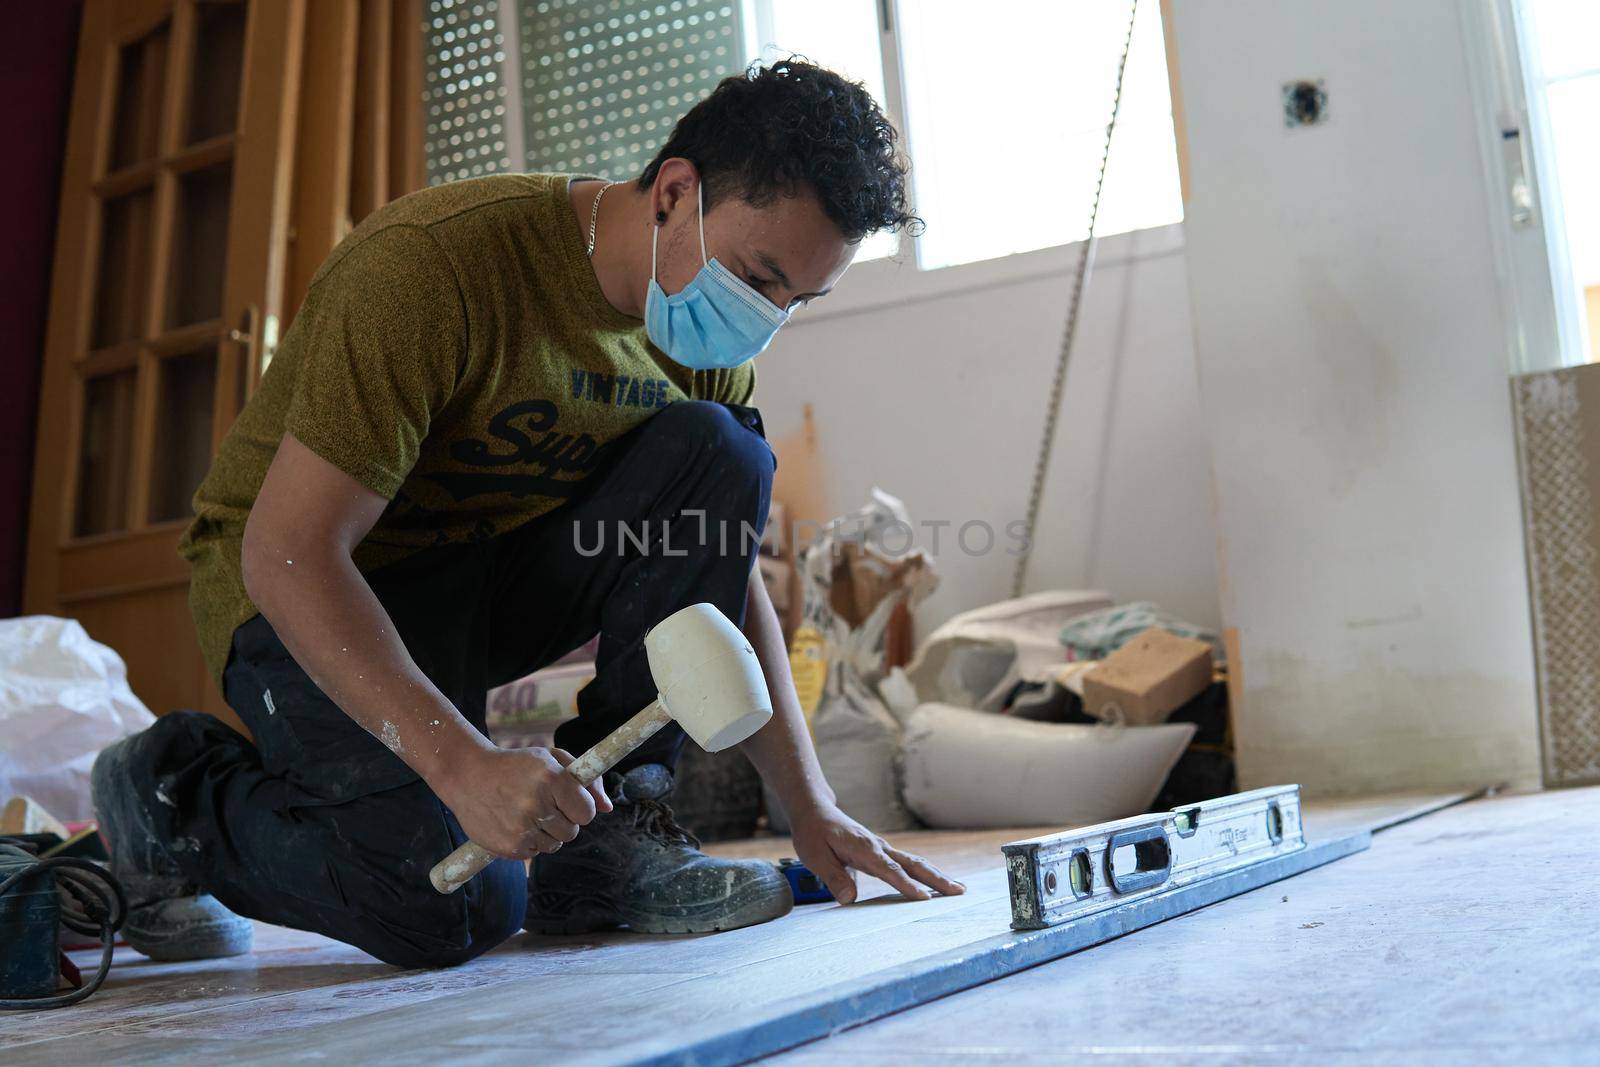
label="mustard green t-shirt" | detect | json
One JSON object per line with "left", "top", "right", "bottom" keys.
{"left": 179, "top": 173, "right": 755, "bottom": 686}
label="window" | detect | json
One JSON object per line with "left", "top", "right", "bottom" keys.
{"left": 895, "top": 0, "right": 1182, "bottom": 269}
{"left": 423, "top": 0, "right": 513, "bottom": 185}
{"left": 743, "top": 0, "right": 896, "bottom": 260}
{"left": 742, "top": 0, "right": 1183, "bottom": 269}
{"left": 423, "top": 0, "right": 1184, "bottom": 274}
{"left": 1518, "top": 0, "right": 1600, "bottom": 364}
{"left": 423, "top": 0, "right": 740, "bottom": 185}
{"left": 515, "top": 0, "right": 742, "bottom": 181}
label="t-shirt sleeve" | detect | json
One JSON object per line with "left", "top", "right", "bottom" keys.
{"left": 699, "top": 361, "right": 757, "bottom": 406}
{"left": 281, "top": 225, "right": 468, "bottom": 499}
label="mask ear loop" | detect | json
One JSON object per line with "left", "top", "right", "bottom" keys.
{"left": 696, "top": 181, "right": 708, "bottom": 266}
{"left": 651, "top": 182, "right": 708, "bottom": 285}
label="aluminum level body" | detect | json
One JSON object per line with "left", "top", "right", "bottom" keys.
{"left": 1003, "top": 784, "right": 1306, "bottom": 930}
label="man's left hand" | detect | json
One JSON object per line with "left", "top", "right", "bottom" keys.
{"left": 788, "top": 802, "right": 966, "bottom": 904}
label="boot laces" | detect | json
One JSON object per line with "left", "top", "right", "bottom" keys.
{"left": 629, "top": 798, "right": 700, "bottom": 849}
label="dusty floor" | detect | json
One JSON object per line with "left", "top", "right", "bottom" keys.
{"left": 775, "top": 786, "right": 1600, "bottom": 1065}
{"left": 3, "top": 789, "right": 1586, "bottom": 1064}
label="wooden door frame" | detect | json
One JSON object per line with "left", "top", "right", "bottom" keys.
{"left": 217, "top": 0, "right": 306, "bottom": 422}
{"left": 24, "top": 0, "right": 424, "bottom": 725}
{"left": 24, "top": 0, "right": 304, "bottom": 723}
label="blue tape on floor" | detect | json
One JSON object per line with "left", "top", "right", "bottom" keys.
{"left": 620, "top": 830, "right": 1372, "bottom": 1067}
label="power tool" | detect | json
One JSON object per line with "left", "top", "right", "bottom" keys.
{"left": 0, "top": 835, "right": 125, "bottom": 1010}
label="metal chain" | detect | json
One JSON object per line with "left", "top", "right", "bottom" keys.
{"left": 1011, "top": 0, "right": 1140, "bottom": 599}
{"left": 586, "top": 181, "right": 612, "bottom": 257}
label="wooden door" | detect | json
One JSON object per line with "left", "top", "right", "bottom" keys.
{"left": 24, "top": 0, "right": 303, "bottom": 725}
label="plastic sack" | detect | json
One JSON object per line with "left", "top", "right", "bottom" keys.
{"left": 771, "top": 489, "right": 936, "bottom": 833}
{"left": 899, "top": 702, "right": 1195, "bottom": 829}
{"left": 902, "top": 591, "right": 1114, "bottom": 712}
{"left": 0, "top": 616, "right": 156, "bottom": 822}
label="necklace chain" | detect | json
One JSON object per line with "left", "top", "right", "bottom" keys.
{"left": 586, "top": 181, "right": 612, "bottom": 257}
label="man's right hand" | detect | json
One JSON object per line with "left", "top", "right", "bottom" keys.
{"left": 435, "top": 746, "right": 613, "bottom": 859}
{"left": 241, "top": 434, "right": 612, "bottom": 860}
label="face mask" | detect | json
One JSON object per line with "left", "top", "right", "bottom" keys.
{"left": 645, "top": 183, "right": 789, "bottom": 371}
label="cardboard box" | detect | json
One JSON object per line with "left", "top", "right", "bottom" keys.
{"left": 0, "top": 796, "right": 68, "bottom": 838}
{"left": 486, "top": 661, "right": 594, "bottom": 733}
{"left": 1082, "top": 627, "right": 1214, "bottom": 725}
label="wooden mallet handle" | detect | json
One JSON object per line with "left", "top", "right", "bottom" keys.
{"left": 429, "top": 698, "right": 671, "bottom": 894}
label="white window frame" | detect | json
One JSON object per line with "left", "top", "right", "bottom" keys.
{"left": 1459, "top": 0, "right": 1576, "bottom": 373}
{"left": 785, "top": 223, "right": 1186, "bottom": 325}
{"left": 738, "top": 0, "right": 1187, "bottom": 326}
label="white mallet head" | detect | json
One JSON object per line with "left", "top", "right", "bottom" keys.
{"left": 644, "top": 603, "right": 772, "bottom": 751}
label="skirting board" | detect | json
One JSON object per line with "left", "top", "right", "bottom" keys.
{"left": 619, "top": 830, "right": 1372, "bottom": 1067}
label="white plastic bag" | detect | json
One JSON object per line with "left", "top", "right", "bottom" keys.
{"left": 902, "top": 591, "right": 1114, "bottom": 712}
{"left": 0, "top": 616, "right": 156, "bottom": 821}
{"left": 769, "top": 490, "right": 936, "bottom": 833}
{"left": 899, "top": 702, "right": 1195, "bottom": 829}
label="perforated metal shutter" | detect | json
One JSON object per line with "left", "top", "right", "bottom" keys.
{"left": 423, "top": 0, "right": 515, "bottom": 185}
{"left": 423, "top": 1, "right": 743, "bottom": 187}
{"left": 517, "top": 1, "right": 741, "bottom": 179}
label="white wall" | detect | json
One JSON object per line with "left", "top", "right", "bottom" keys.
{"left": 1171, "top": 0, "right": 1542, "bottom": 793}
{"left": 753, "top": 224, "right": 1221, "bottom": 641}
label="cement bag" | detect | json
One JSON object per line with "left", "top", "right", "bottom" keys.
{"left": 903, "top": 591, "right": 1113, "bottom": 712}
{"left": 0, "top": 616, "right": 157, "bottom": 821}
{"left": 807, "top": 665, "right": 909, "bottom": 832}
{"left": 770, "top": 489, "right": 936, "bottom": 833}
{"left": 899, "top": 703, "right": 1195, "bottom": 829}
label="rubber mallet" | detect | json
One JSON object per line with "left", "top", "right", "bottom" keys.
{"left": 429, "top": 602, "right": 772, "bottom": 894}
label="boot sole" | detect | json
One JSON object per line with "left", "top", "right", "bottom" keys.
{"left": 125, "top": 917, "right": 255, "bottom": 961}
{"left": 526, "top": 881, "right": 794, "bottom": 936}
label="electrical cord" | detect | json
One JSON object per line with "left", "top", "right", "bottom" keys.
{"left": 0, "top": 840, "right": 126, "bottom": 1010}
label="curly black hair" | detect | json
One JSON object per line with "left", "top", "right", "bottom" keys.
{"left": 638, "top": 57, "right": 920, "bottom": 243}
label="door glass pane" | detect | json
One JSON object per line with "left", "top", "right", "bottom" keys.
{"left": 168, "top": 162, "right": 232, "bottom": 328}
{"left": 188, "top": 0, "right": 247, "bottom": 143}
{"left": 111, "top": 20, "right": 171, "bottom": 171}
{"left": 149, "top": 349, "right": 217, "bottom": 523}
{"left": 75, "top": 369, "right": 139, "bottom": 537}
{"left": 94, "top": 189, "right": 156, "bottom": 349}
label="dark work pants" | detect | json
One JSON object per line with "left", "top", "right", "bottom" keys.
{"left": 129, "top": 401, "right": 773, "bottom": 968}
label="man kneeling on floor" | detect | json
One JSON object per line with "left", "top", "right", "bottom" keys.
{"left": 91, "top": 59, "right": 963, "bottom": 968}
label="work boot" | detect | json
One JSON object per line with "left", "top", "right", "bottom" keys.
{"left": 525, "top": 763, "right": 793, "bottom": 935}
{"left": 91, "top": 734, "right": 254, "bottom": 961}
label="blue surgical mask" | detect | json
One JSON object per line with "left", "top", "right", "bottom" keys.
{"left": 645, "top": 183, "right": 789, "bottom": 371}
